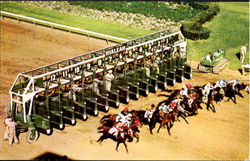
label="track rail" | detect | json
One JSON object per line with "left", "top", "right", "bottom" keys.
{"left": 0, "top": 11, "right": 129, "bottom": 43}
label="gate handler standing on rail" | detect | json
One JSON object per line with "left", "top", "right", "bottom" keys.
{"left": 106, "top": 70, "right": 114, "bottom": 90}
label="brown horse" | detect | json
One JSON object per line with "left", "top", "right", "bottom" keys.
{"left": 156, "top": 109, "right": 178, "bottom": 135}
{"left": 97, "top": 125, "right": 133, "bottom": 153}
{"left": 99, "top": 113, "right": 141, "bottom": 142}
{"left": 224, "top": 83, "right": 244, "bottom": 104}
{"left": 130, "top": 110, "right": 158, "bottom": 134}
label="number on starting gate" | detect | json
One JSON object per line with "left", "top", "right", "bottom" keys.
{"left": 74, "top": 66, "right": 80, "bottom": 74}
{"left": 97, "top": 59, "right": 102, "bottom": 67}
{"left": 50, "top": 74, "right": 56, "bottom": 81}
{"left": 108, "top": 56, "right": 113, "bottom": 63}
{"left": 62, "top": 70, "right": 68, "bottom": 78}
{"left": 86, "top": 63, "right": 91, "bottom": 70}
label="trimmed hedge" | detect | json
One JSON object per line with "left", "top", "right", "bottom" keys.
{"left": 181, "top": 3, "right": 220, "bottom": 40}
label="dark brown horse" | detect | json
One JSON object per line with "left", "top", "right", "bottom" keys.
{"left": 97, "top": 125, "right": 133, "bottom": 153}
{"left": 224, "top": 83, "right": 244, "bottom": 104}
{"left": 130, "top": 109, "right": 159, "bottom": 134}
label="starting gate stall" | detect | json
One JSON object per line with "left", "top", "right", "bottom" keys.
{"left": 8, "top": 29, "right": 191, "bottom": 143}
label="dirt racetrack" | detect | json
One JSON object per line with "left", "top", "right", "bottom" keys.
{"left": 0, "top": 18, "right": 249, "bottom": 160}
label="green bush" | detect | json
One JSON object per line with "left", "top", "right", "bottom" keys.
{"left": 181, "top": 3, "right": 220, "bottom": 40}
{"left": 187, "top": 2, "right": 209, "bottom": 10}
{"left": 181, "top": 22, "right": 210, "bottom": 40}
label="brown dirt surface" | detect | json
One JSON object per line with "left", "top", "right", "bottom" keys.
{"left": 0, "top": 18, "right": 249, "bottom": 160}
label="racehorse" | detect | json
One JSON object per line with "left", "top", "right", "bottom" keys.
{"left": 213, "top": 86, "right": 225, "bottom": 103}
{"left": 130, "top": 110, "right": 157, "bottom": 134}
{"left": 193, "top": 85, "right": 216, "bottom": 113}
{"left": 99, "top": 113, "right": 141, "bottom": 142}
{"left": 97, "top": 125, "right": 133, "bottom": 153}
{"left": 224, "top": 83, "right": 244, "bottom": 104}
{"left": 156, "top": 108, "right": 178, "bottom": 135}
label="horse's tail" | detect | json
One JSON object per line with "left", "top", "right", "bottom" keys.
{"left": 100, "top": 114, "right": 112, "bottom": 122}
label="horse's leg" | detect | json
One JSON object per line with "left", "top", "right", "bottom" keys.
{"left": 149, "top": 123, "right": 154, "bottom": 134}
{"left": 210, "top": 99, "right": 216, "bottom": 113}
{"left": 116, "top": 142, "right": 120, "bottom": 152}
{"left": 233, "top": 95, "right": 237, "bottom": 104}
{"left": 166, "top": 122, "right": 171, "bottom": 136}
{"left": 97, "top": 135, "right": 104, "bottom": 143}
{"left": 157, "top": 121, "right": 164, "bottom": 133}
{"left": 133, "top": 132, "right": 139, "bottom": 142}
{"left": 236, "top": 91, "right": 244, "bottom": 98}
{"left": 206, "top": 101, "right": 210, "bottom": 110}
{"left": 123, "top": 141, "right": 129, "bottom": 153}
{"left": 181, "top": 112, "right": 189, "bottom": 124}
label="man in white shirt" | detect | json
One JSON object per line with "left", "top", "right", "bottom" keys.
{"left": 240, "top": 44, "right": 248, "bottom": 63}
{"left": 105, "top": 70, "right": 114, "bottom": 91}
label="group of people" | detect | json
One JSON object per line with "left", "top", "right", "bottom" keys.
{"left": 3, "top": 116, "right": 19, "bottom": 146}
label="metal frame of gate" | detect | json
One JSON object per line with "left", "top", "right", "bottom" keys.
{"left": 8, "top": 29, "right": 191, "bottom": 143}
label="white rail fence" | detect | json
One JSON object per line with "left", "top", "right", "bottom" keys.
{"left": 0, "top": 11, "right": 130, "bottom": 43}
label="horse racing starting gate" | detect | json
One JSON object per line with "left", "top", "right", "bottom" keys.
{"left": 7, "top": 29, "right": 192, "bottom": 143}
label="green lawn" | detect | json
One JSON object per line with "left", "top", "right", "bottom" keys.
{"left": 187, "top": 2, "right": 249, "bottom": 70}
{"left": 1, "top": 2, "right": 155, "bottom": 40}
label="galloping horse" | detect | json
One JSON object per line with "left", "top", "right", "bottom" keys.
{"left": 213, "top": 86, "right": 225, "bottom": 103}
{"left": 156, "top": 108, "right": 178, "bottom": 135}
{"left": 130, "top": 110, "right": 158, "bottom": 134}
{"left": 224, "top": 83, "right": 244, "bottom": 104}
{"left": 97, "top": 125, "right": 133, "bottom": 153}
{"left": 99, "top": 113, "right": 141, "bottom": 142}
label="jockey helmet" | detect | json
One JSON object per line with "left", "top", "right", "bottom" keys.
{"left": 124, "top": 107, "right": 128, "bottom": 112}
{"left": 210, "top": 82, "right": 213, "bottom": 86}
{"left": 223, "top": 79, "right": 226, "bottom": 83}
{"left": 108, "top": 70, "right": 112, "bottom": 74}
{"left": 236, "top": 78, "right": 239, "bottom": 82}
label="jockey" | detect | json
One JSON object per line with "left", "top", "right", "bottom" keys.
{"left": 228, "top": 78, "right": 239, "bottom": 90}
{"left": 108, "top": 121, "right": 128, "bottom": 138}
{"left": 159, "top": 105, "right": 172, "bottom": 115}
{"left": 183, "top": 82, "right": 193, "bottom": 93}
{"left": 125, "top": 112, "right": 133, "bottom": 128}
{"left": 202, "top": 82, "right": 214, "bottom": 103}
{"left": 181, "top": 87, "right": 194, "bottom": 107}
{"left": 215, "top": 79, "right": 227, "bottom": 88}
{"left": 202, "top": 82, "right": 214, "bottom": 96}
{"left": 168, "top": 98, "right": 181, "bottom": 111}
{"left": 116, "top": 107, "right": 129, "bottom": 124}
{"left": 144, "top": 104, "right": 156, "bottom": 122}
